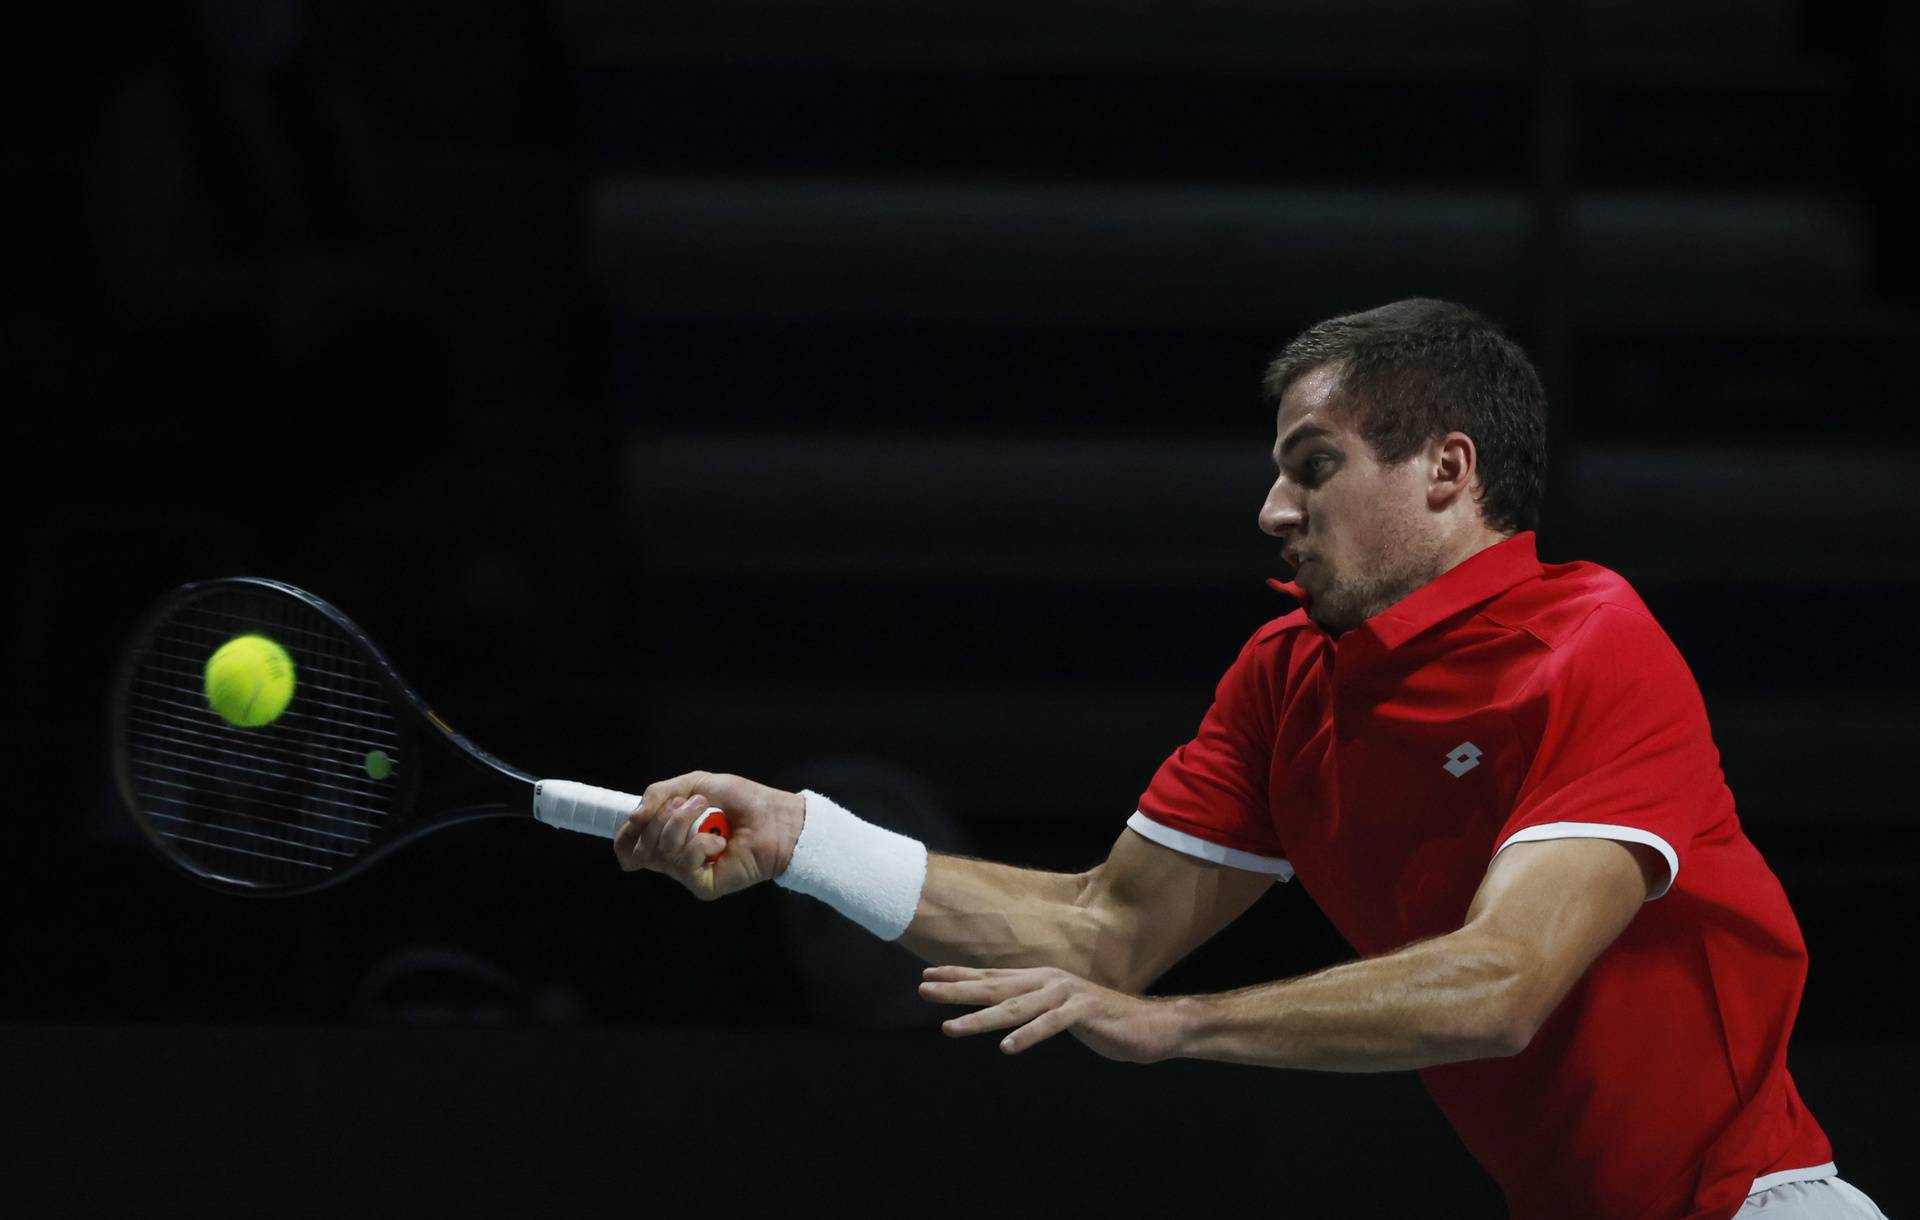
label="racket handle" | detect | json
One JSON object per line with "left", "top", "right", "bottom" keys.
{"left": 533, "top": 779, "right": 730, "bottom": 863}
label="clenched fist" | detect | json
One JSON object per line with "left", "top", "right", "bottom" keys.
{"left": 612, "top": 770, "right": 806, "bottom": 901}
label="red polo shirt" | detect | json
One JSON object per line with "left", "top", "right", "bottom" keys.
{"left": 1132, "top": 531, "right": 1833, "bottom": 1220}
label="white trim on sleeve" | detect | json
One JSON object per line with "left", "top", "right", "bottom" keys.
{"left": 1127, "top": 811, "right": 1295, "bottom": 880}
{"left": 1494, "top": 822, "right": 1680, "bottom": 901}
{"left": 1747, "top": 1162, "right": 1839, "bottom": 1195}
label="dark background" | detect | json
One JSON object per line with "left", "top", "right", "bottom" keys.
{"left": 10, "top": 0, "right": 1916, "bottom": 1214}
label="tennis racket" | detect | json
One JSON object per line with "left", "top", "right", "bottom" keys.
{"left": 109, "top": 576, "right": 728, "bottom": 896}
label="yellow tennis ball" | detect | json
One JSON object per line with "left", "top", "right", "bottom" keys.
{"left": 204, "top": 634, "right": 297, "bottom": 728}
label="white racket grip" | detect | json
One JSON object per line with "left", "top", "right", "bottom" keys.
{"left": 533, "top": 779, "right": 645, "bottom": 838}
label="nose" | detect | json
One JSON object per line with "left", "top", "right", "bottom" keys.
{"left": 1258, "top": 472, "right": 1302, "bottom": 539}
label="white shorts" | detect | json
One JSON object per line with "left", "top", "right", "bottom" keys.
{"left": 1738, "top": 1176, "right": 1889, "bottom": 1218}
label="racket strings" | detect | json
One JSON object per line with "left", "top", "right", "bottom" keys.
{"left": 129, "top": 674, "right": 401, "bottom": 741}
{"left": 143, "top": 828, "right": 334, "bottom": 872}
{"left": 129, "top": 750, "right": 383, "bottom": 824}
{"left": 140, "top": 653, "right": 391, "bottom": 718}
{"left": 143, "top": 808, "right": 362, "bottom": 854}
{"left": 125, "top": 703, "right": 395, "bottom": 771}
{"left": 121, "top": 589, "right": 404, "bottom": 888}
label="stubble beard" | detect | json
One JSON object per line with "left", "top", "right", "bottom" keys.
{"left": 1307, "top": 545, "right": 1444, "bottom": 637}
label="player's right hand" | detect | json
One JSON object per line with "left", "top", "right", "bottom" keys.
{"left": 613, "top": 770, "right": 805, "bottom": 901}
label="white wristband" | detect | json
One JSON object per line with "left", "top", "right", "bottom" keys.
{"left": 774, "top": 789, "right": 930, "bottom": 941}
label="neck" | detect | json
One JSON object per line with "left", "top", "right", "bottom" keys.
{"left": 1433, "top": 525, "right": 1512, "bottom": 579}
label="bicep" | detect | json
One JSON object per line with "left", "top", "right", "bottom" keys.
{"left": 1463, "top": 836, "right": 1665, "bottom": 1043}
{"left": 1078, "top": 827, "right": 1277, "bottom": 993}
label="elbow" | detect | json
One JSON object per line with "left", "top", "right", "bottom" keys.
{"left": 1449, "top": 992, "right": 1533, "bottom": 1059}
{"left": 1490, "top": 968, "right": 1552, "bottom": 1058}
{"left": 1494, "top": 1008, "right": 1537, "bottom": 1058}
{"left": 1074, "top": 867, "right": 1154, "bottom": 993}
{"left": 1072, "top": 865, "right": 1102, "bottom": 908}
{"left": 1480, "top": 941, "right": 1546, "bottom": 1058}
{"left": 1457, "top": 994, "right": 1533, "bottom": 1060}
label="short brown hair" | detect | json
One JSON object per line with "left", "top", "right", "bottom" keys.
{"left": 1263, "top": 299, "right": 1548, "bottom": 534}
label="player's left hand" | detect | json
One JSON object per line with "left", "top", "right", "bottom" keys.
{"left": 918, "top": 965, "right": 1181, "bottom": 1063}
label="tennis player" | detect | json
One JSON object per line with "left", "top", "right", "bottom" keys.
{"left": 616, "top": 299, "right": 1887, "bottom": 1220}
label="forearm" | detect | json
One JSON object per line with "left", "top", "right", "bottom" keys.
{"left": 1165, "top": 930, "right": 1526, "bottom": 1073}
{"left": 896, "top": 853, "right": 1104, "bottom": 975}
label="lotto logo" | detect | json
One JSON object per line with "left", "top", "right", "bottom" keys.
{"left": 1444, "top": 742, "right": 1483, "bottom": 777}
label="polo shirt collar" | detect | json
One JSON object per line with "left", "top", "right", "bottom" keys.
{"left": 1266, "top": 531, "right": 1542, "bottom": 651}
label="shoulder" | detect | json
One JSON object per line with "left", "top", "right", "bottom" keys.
{"left": 1487, "top": 560, "right": 1700, "bottom": 711}
{"left": 1240, "top": 607, "right": 1327, "bottom": 680}
{"left": 1252, "top": 607, "right": 1314, "bottom": 649}
{"left": 1202, "top": 608, "right": 1320, "bottom": 714}
{"left": 1484, "top": 557, "right": 1673, "bottom": 656}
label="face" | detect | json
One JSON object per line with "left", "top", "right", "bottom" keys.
{"left": 1257, "top": 366, "right": 1447, "bottom": 635}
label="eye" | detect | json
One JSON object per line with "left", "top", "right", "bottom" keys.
{"left": 1301, "top": 452, "right": 1334, "bottom": 484}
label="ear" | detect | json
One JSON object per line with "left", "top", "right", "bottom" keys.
{"left": 1426, "top": 431, "right": 1478, "bottom": 512}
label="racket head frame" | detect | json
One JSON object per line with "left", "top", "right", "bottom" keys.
{"left": 110, "top": 576, "right": 535, "bottom": 897}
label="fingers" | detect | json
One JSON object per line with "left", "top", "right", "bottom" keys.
{"left": 922, "top": 965, "right": 996, "bottom": 981}
{"left": 612, "top": 815, "right": 643, "bottom": 866}
{"left": 919, "top": 965, "right": 1047, "bottom": 998}
{"left": 690, "top": 831, "right": 728, "bottom": 869}
{"left": 614, "top": 792, "right": 712, "bottom": 875}
{"left": 652, "top": 794, "right": 709, "bottom": 863}
{"left": 921, "top": 970, "right": 1068, "bottom": 1037}
{"left": 640, "top": 772, "right": 719, "bottom": 819}
{"left": 998, "top": 1004, "right": 1077, "bottom": 1054}
{"left": 919, "top": 966, "right": 1098, "bottom": 1052}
